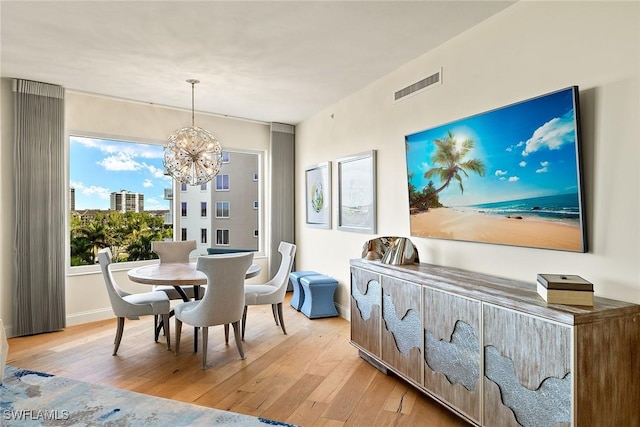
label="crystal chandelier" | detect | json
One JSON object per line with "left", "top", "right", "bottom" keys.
{"left": 164, "top": 79, "right": 223, "bottom": 186}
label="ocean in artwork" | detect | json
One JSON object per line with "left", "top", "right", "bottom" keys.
{"left": 467, "top": 193, "right": 581, "bottom": 223}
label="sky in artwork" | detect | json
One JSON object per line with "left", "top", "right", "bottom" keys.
{"left": 405, "top": 87, "right": 581, "bottom": 206}
{"left": 70, "top": 136, "right": 172, "bottom": 210}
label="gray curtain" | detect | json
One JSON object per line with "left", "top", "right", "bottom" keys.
{"left": 269, "top": 123, "right": 295, "bottom": 279}
{"left": 13, "top": 79, "right": 66, "bottom": 336}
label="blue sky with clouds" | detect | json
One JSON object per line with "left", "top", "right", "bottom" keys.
{"left": 405, "top": 87, "right": 581, "bottom": 206}
{"left": 70, "top": 136, "right": 172, "bottom": 210}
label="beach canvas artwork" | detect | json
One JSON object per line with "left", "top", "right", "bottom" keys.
{"left": 405, "top": 86, "right": 586, "bottom": 252}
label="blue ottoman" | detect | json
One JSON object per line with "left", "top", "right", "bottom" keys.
{"left": 289, "top": 271, "right": 317, "bottom": 311}
{"left": 299, "top": 275, "right": 339, "bottom": 319}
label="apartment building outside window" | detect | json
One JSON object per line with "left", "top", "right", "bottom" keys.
{"left": 179, "top": 150, "right": 260, "bottom": 254}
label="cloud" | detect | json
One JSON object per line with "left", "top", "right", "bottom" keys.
{"left": 495, "top": 170, "right": 507, "bottom": 176}
{"left": 145, "top": 164, "right": 167, "bottom": 178}
{"left": 536, "top": 161, "right": 549, "bottom": 173}
{"left": 508, "top": 176, "right": 520, "bottom": 182}
{"left": 519, "top": 161, "right": 527, "bottom": 167}
{"left": 521, "top": 110, "right": 575, "bottom": 157}
{"left": 98, "top": 153, "right": 141, "bottom": 171}
{"left": 143, "top": 179, "right": 153, "bottom": 188}
{"left": 506, "top": 141, "right": 525, "bottom": 153}
{"left": 71, "top": 136, "right": 163, "bottom": 159}
{"left": 71, "top": 181, "right": 111, "bottom": 199}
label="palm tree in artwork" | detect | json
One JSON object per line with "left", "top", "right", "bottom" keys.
{"left": 412, "top": 131, "right": 486, "bottom": 209}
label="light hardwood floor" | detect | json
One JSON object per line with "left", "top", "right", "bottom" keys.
{"left": 7, "top": 294, "right": 471, "bottom": 427}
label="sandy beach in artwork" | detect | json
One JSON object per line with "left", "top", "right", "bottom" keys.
{"left": 410, "top": 207, "right": 583, "bottom": 251}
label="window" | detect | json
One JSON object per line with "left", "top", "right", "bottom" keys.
{"left": 200, "top": 183, "right": 207, "bottom": 191}
{"left": 181, "top": 202, "right": 187, "bottom": 217}
{"left": 69, "top": 135, "right": 172, "bottom": 266}
{"left": 181, "top": 183, "right": 187, "bottom": 192}
{"left": 215, "top": 174, "right": 230, "bottom": 191}
{"left": 216, "top": 201, "right": 230, "bottom": 218}
{"left": 201, "top": 228, "right": 207, "bottom": 244}
{"left": 201, "top": 202, "right": 207, "bottom": 217}
{"left": 221, "top": 151, "right": 230, "bottom": 163}
{"left": 253, "top": 172, "right": 258, "bottom": 181}
{"left": 254, "top": 229, "right": 259, "bottom": 238}
{"left": 181, "top": 228, "right": 187, "bottom": 241}
{"left": 216, "top": 229, "right": 230, "bottom": 245}
{"left": 253, "top": 200, "right": 258, "bottom": 209}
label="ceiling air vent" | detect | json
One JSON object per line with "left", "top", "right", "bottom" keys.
{"left": 394, "top": 68, "right": 442, "bottom": 102}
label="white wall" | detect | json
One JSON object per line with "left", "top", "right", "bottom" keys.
{"left": 0, "top": 88, "right": 272, "bottom": 334}
{"left": 295, "top": 1, "right": 640, "bottom": 317}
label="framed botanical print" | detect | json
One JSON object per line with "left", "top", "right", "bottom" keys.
{"left": 305, "top": 161, "right": 331, "bottom": 229}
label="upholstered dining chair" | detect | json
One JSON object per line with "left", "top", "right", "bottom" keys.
{"left": 174, "top": 252, "right": 254, "bottom": 369}
{"left": 151, "top": 240, "right": 199, "bottom": 300}
{"left": 151, "top": 240, "right": 198, "bottom": 338}
{"left": 242, "top": 241, "right": 296, "bottom": 340}
{"left": 97, "top": 248, "right": 171, "bottom": 356}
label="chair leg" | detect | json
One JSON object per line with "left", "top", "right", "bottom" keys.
{"left": 202, "top": 327, "right": 208, "bottom": 370}
{"left": 276, "top": 302, "right": 287, "bottom": 335}
{"left": 232, "top": 321, "right": 245, "bottom": 360}
{"left": 271, "top": 304, "right": 279, "bottom": 326}
{"left": 113, "top": 317, "right": 125, "bottom": 356}
{"left": 224, "top": 324, "right": 230, "bottom": 344}
{"left": 154, "top": 315, "right": 159, "bottom": 342}
{"left": 162, "top": 313, "right": 171, "bottom": 350}
{"left": 241, "top": 306, "right": 248, "bottom": 341}
{"left": 174, "top": 318, "right": 182, "bottom": 355}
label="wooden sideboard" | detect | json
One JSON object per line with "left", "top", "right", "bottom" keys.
{"left": 350, "top": 259, "right": 640, "bottom": 427}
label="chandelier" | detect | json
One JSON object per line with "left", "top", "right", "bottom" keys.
{"left": 164, "top": 79, "right": 223, "bottom": 186}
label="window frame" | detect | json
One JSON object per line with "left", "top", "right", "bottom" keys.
{"left": 216, "top": 201, "right": 230, "bottom": 218}
{"left": 215, "top": 229, "right": 230, "bottom": 246}
{"left": 67, "top": 133, "right": 266, "bottom": 274}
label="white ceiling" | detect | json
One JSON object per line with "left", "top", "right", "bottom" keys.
{"left": 1, "top": 1, "right": 513, "bottom": 125}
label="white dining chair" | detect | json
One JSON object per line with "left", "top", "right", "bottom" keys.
{"left": 151, "top": 240, "right": 199, "bottom": 338}
{"left": 242, "top": 241, "right": 296, "bottom": 340}
{"left": 97, "top": 248, "right": 171, "bottom": 355}
{"left": 174, "top": 252, "right": 254, "bottom": 369}
{"left": 151, "top": 240, "right": 199, "bottom": 300}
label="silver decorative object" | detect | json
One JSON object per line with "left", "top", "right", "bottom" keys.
{"left": 164, "top": 79, "right": 223, "bottom": 186}
{"left": 361, "top": 236, "right": 420, "bottom": 264}
{"left": 380, "top": 237, "right": 419, "bottom": 265}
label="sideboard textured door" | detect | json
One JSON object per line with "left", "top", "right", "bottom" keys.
{"left": 483, "top": 304, "right": 572, "bottom": 427}
{"left": 350, "top": 267, "right": 381, "bottom": 357}
{"left": 381, "top": 276, "right": 422, "bottom": 384}
{"left": 423, "top": 288, "right": 481, "bottom": 424}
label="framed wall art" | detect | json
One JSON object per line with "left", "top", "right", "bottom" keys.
{"left": 404, "top": 86, "right": 586, "bottom": 252}
{"left": 337, "top": 150, "right": 377, "bottom": 234}
{"left": 305, "top": 161, "right": 331, "bottom": 229}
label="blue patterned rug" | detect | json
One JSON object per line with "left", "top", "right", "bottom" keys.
{"left": 1, "top": 366, "right": 298, "bottom": 426}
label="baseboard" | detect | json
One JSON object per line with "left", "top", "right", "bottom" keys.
{"left": 66, "top": 308, "right": 114, "bottom": 327}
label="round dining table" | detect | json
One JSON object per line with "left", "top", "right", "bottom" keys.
{"left": 127, "top": 260, "right": 261, "bottom": 351}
